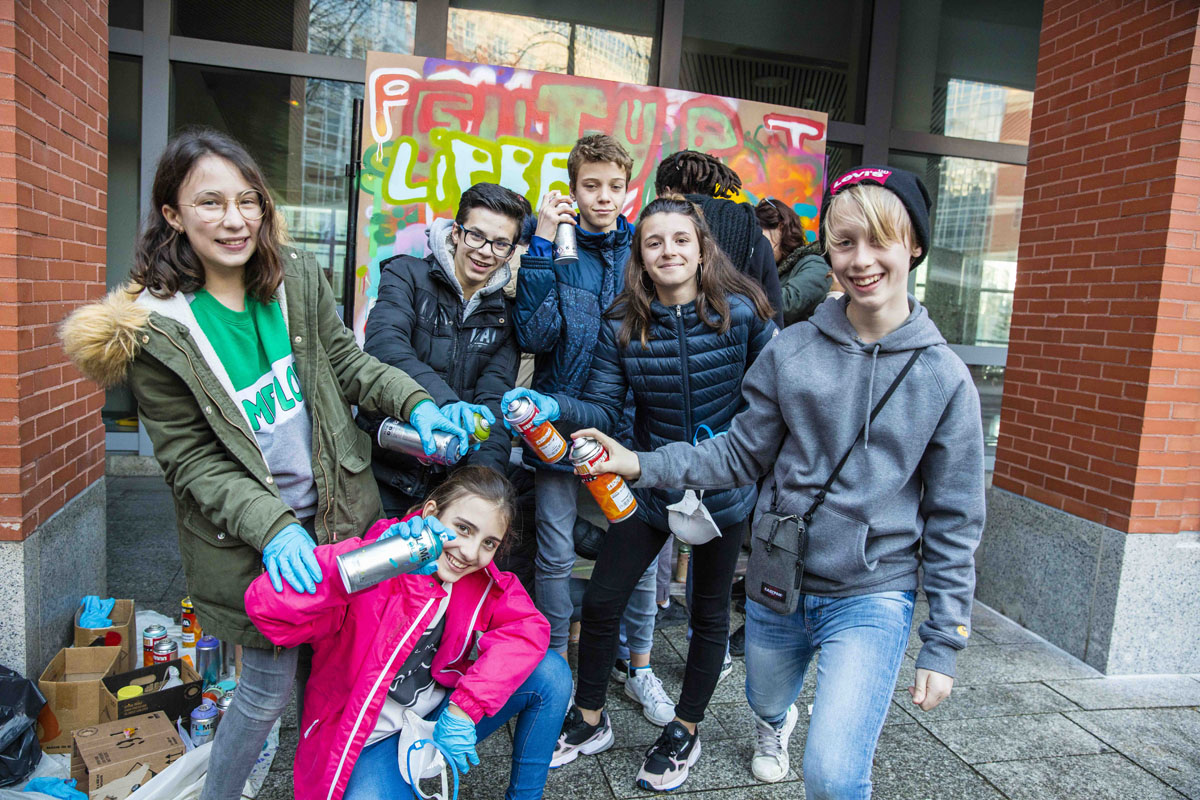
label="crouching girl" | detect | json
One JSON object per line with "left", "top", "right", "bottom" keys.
{"left": 245, "top": 466, "right": 570, "bottom": 800}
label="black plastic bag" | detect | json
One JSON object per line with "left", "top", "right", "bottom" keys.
{"left": 0, "top": 664, "right": 44, "bottom": 786}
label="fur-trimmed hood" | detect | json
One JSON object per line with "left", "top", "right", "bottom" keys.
{"left": 59, "top": 284, "right": 151, "bottom": 388}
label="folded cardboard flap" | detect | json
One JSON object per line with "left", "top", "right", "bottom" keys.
{"left": 71, "top": 711, "right": 185, "bottom": 800}
{"left": 74, "top": 599, "right": 137, "bottom": 674}
{"left": 37, "top": 646, "right": 123, "bottom": 754}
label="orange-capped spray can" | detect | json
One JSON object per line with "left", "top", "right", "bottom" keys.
{"left": 181, "top": 596, "right": 201, "bottom": 647}
{"left": 570, "top": 436, "right": 638, "bottom": 523}
{"left": 505, "top": 396, "right": 567, "bottom": 464}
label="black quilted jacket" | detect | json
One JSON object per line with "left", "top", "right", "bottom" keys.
{"left": 360, "top": 253, "right": 518, "bottom": 498}
{"left": 556, "top": 294, "right": 777, "bottom": 529}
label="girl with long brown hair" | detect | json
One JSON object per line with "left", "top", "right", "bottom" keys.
{"left": 503, "top": 195, "right": 776, "bottom": 792}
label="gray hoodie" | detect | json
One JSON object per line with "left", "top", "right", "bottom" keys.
{"left": 635, "top": 295, "right": 985, "bottom": 677}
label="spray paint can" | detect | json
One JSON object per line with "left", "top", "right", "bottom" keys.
{"left": 152, "top": 639, "right": 179, "bottom": 666}
{"left": 376, "top": 414, "right": 489, "bottom": 465}
{"left": 189, "top": 700, "right": 218, "bottom": 745}
{"left": 180, "top": 596, "right": 201, "bottom": 647}
{"left": 142, "top": 624, "right": 167, "bottom": 668}
{"left": 554, "top": 222, "right": 578, "bottom": 264}
{"left": 504, "top": 397, "right": 567, "bottom": 464}
{"left": 195, "top": 635, "right": 221, "bottom": 688}
{"left": 569, "top": 436, "right": 638, "bottom": 522}
{"left": 216, "top": 691, "right": 235, "bottom": 722}
{"left": 335, "top": 524, "right": 447, "bottom": 593}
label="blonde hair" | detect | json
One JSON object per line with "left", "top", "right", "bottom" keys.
{"left": 822, "top": 184, "right": 919, "bottom": 256}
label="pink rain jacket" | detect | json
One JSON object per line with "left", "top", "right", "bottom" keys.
{"left": 245, "top": 516, "right": 549, "bottom": 800}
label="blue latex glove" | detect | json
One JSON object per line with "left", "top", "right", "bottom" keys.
{"left": 439, "top": 401, "right": 495, "bottom": 451}
{"left": 500, "top": 387, "right": 559, "bottom": 432}
{"left": 79, "top": 596, "right": 115, "bottom": 628}
{"left": 409, "top": 400, "right": 470, "bottom": 458}
{"left": 378, "top": 515, "right": 454, "bottom": 575}
{"left": 24, "top": 777, "right": 87, "bottom": 800}
{"left": 432, "top": 705, "right": 480, "bottom": 775}
{"left": 262, "top": 523, "right": 322, "bottom": 594}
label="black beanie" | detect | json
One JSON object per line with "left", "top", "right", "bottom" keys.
{"left": 820, "top": 165, "right": 932, "bottom": 268}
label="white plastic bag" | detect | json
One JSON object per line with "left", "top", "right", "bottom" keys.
{"left": 667, "top": 489, "right": 721, "bottom": 545}
{"left": 124, "top": 741, "right": 211, "bottom": 800}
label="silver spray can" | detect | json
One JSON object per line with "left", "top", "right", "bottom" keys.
{"left": 554, "top": 222, "right": 578, "bottom": 264}
{"left": 376, "top": 417, "right": 463, "bottom": 466}
{"left": 336, "top": 523, "right": 446, "bottom": 593}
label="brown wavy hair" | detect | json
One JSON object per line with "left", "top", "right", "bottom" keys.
{"left": 614, "top": 195, "right": 774, "bottom": 348}
{"left": 411, "top": 465, "right": 520, "bottom": 556}
{"left": 754, "top": 198, "right": 807, "bottom": 262}
{"left": 132, "top": 128, "right": 285, "bottom": 304}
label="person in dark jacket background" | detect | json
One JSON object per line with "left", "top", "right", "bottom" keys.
{"left": 755, "top": 197, "right": 832, "bottom": 326}
{"left": 516, "top": 196, "right": 777, "bottom": 792}
{"left": 655, "top": 150, "right": 784, "bottom": 328}
{"left": 361, "top": 182, "right": 528, "bottom": 515}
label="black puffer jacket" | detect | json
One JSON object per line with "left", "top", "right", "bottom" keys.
{"left": 555, "top": 294, "right": 777, "bottom": 529}
{"left": 361, "top": 250, "right": 518, "bottom": 498}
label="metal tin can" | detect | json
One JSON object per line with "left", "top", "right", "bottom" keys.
{"left": 553, "top": 221, "right": 578, "bottom": 264}
{"left": 195, "top": 635, "right": 222, "bottom": 687}
{"left": 142, "top": 624, "right": 168, "bottom": 668}
{"left": 472, "top": 414, "right": 491, "bottom": 443}
{"left": 376, "top": 417, "right": 463, "bottom": 466}
{"left": 151, "top": 639, "right": 178, "bottom": 665}
{"left": 189, "top": 700, "right": 218, "bottom": 745}
{"left": 504, "top": 397, "right": 567, "bottom": 464}
{"left": 180, "top": 596, "right": 201, "bottom": 647}
{"left": 335, "top": 524, "right": 445, "bottom": 593}
{"left": 570, "top": 436, "right": 638, "bottom": 522}
{"left": 216, "top": 691, "right": 235, "bottom": 721}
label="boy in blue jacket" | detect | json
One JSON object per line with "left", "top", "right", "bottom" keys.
{"left": 513, "top": 135, "right": 670, "bottom": 724}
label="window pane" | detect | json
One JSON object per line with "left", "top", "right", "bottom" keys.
{"left": 446, "top": 1, "right": 654, "bottom": 84}
{"left": 893, "top": 0, "right": 1040, "bottom": 144}
{"left": 173, "top": 0, "right": 416, "bottom": 58}
{"left": 681, "top": 0, "right": 870, "bottom": 123}
{"left": 890, "top": 153, "right": 1024, "bottom": 348}
{"left": 970, "top": 364, "right": 1004, "bottom": 461}
{"left": 171, "top": 63, "right": 363, "bottom": 302}
{"left": 110, "top": 0, "right": 142, "bottom": 30}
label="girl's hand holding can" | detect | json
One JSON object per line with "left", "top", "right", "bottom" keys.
{"left": 570, "top": 428, "right": 641, "bottom": 481}
{"left": 379, "top": 515, "right": 455, "bottom": 575}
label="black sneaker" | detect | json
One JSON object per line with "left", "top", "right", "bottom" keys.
{"left": 729, "top": 623, "right": 746, "bottom": 657}
{"left": 655, "top": 602, "right": 690, "bottom": 628}
{"left": 636, "top": 721, "right": 701, "bottom": 791}
{"left": 611, "top": 658, "right": 629, "bottom": 684}
{"left": 550, "top": 705, "right": 614, "bottom": 768}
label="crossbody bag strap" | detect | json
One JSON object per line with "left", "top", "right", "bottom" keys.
{"left": 800, "top": 347, "right": 924, "bottom": 524}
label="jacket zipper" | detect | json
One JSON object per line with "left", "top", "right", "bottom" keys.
{"left": 149, "top": 320, "right": 265, "bottom": 464}
{"left": 313, "top": 404, "right": 333, "bottom": 542}
{"left": 675, "top": 306, "right": 693, "bottom": 437}
{"left": 326, "top": 597, "right": 437, "bottom": 800}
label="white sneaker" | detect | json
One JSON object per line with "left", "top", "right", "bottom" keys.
{"left": 624, "top": 667, "right": 676, "bottom": 726}
{"left": 718, "top": 650, "right": 734, "bottom": 683}
{"left": 751, "top": 704, "right": 798, "bottom": 783}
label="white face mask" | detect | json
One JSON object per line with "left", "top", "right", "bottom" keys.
{"left": 667, "top": 489, "right": 722, "bottom": 545}
{"left": 397, "top": 712, "right": 452, "bottom": 796}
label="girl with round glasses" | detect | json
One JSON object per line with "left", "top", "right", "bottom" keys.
{"left": 60, "top": 127, "right": 467, "bottom": 800}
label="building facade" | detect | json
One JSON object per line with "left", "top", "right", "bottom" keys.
{"left": 0, "top": 0, "right": 1194, "bottom": 676}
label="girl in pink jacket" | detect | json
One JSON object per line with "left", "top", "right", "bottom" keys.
{"left": 246, "top": 466, "right": 569, "bottom": 800}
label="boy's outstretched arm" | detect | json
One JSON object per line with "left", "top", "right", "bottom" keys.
{"left": 911, "top": 368, "right": 987, "bottom": 709}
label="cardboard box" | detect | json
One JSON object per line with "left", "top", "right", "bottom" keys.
{"left": 71, "top": 711, "right": 185, "bottom": 800}
{"left": 74, "top": 599, "right": 137, "bottom": 674}
{"left": 37, "top": 646, "right": 123, "bottom": 754}
{"left": 101, "top": 659, "right": 203, "bottom": 724}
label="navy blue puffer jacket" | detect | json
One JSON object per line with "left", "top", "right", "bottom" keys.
{"left": 556, "top": 294, "right": 778, "bottom": 529}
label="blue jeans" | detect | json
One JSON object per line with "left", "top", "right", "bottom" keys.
{"left": 533, "top": 470, "right": 656, "bottom": 654}
{"left": 745, "top": 591, "right": 915, "bottom": 800}
{"left": 343, "top": 653, "right": 572, "bottom": 800}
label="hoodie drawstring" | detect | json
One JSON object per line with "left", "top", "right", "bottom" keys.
{"left": 865, "top": 344, "right": 880, "bottom": 449}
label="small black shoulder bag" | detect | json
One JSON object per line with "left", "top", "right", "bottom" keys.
{"left": 748, "top": 348, "right": 923, "bottom": 615}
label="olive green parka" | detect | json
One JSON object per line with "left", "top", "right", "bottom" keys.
{"left": 60, "top": 248, "right": 432, "bottom": 648}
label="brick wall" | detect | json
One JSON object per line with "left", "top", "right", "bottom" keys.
{"left": 0, "top": 1, "right": 107, "bottom": 540}
{"left": 994, "top": 0, "right": 1200, "bottom": 534}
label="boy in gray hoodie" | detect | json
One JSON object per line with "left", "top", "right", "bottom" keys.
{"left": 573, "top": 166, "right": 985, "bottom": 799}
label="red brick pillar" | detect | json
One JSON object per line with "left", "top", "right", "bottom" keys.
{"left": 979, "top": 0, "right": 1200, "bottom": 674}
{"left": 0, "top": 0, "right": 108, "bottom": 675}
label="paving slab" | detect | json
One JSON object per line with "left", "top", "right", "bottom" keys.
{"left": 1045, "top": 675, "right": 1200, "bottom": 710}
{"left": 461, "top": 740, "right": 614, "bottom": 800}
{"left": 1065, "top": 708, "right": 1200, "bottom": 799}
{"left": 974, "top": 752, "right": 1186, "bottom": 800}
{"left": 969, "top": 603, "right": 1046, "bottom": 645}
{"left": 923, "top": 712, "right": 1110, "bottom": 763}
{"left": 891, "top": 681, "right": 1081, "bottom": 722}
{"left": 869, "top": 722, "right": 1005, "bottom": 800}
{"left": 598, "top": 734, "right": 796, "bottom": 798}
{"left": 948, "top": 643, "right": 1099, "bottom": 686}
